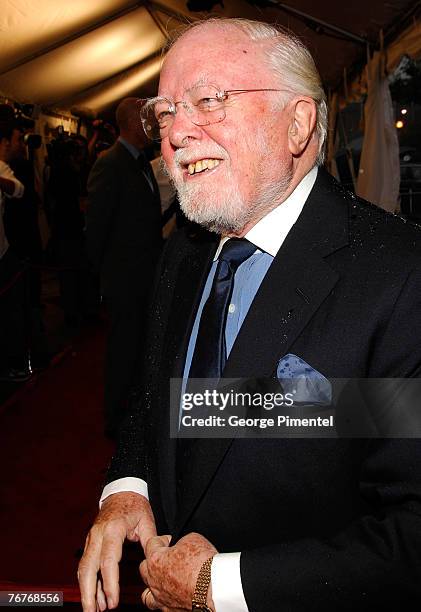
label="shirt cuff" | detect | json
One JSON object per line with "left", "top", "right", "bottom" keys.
{"left": 99, "top": 477, "right": 149, "bottom": 508}
{"left": 211, "top": 552, "right": 249, "bottom": 612}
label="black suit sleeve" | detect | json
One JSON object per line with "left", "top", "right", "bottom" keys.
{"left": 241, "top": 438, "right": 421, "bottom": 610}
{"left": 104, "top": 231, "right": 182, "bottom": 486}
{"left": 86, "top": 154, "right": 118, "bottom": 274}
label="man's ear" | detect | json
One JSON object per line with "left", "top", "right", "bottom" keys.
{"left": 287, "top": 98, "right": 317, "bottom": 157}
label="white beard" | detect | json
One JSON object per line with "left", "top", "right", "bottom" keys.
{"left": 161, "top": 134, "right": 292, "bottom": 235}
{"left": 175, "top": 164, "right": 252, "bottom": 235}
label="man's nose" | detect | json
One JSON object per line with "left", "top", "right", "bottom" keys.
{"left": 167, "top": 103, "right": 203, "bottom": 148}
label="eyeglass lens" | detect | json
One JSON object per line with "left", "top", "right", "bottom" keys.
{"left": 141, "top": 85, "right": 226, "bottom": 141}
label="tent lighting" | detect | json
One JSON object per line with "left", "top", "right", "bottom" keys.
{"left": 77, "top": 56, "right": 162, "bottom": 111}
{"left": 395, "top": 120, "right": 404, "bottom": 129}
{"left": 0, "top": 7, "right": 164, "bottom": 106}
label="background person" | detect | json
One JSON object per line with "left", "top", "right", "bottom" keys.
{"left": 47, "top": 135, "right": 90, "bottom": 327}
{"left": 4, "top": 122, "right": 49, "bottom": 368}
{"left": 86, "top": 97, "right": 162, "bottom": 437}
{"left": 0, "top": 116, "right": 27, "bottom": 381}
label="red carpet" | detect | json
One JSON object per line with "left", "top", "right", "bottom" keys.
{"left": 0, "top": 324, "right": 145, "bottom": 606}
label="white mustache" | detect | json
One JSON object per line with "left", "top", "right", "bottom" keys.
{"left": 174, "top": 143, "right": 228, "bottom": 168}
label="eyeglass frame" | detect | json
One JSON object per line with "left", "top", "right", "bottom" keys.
{"left": 139, "top": 86, "right": 291, "bottom": 141}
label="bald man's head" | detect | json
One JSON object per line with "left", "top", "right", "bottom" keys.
{"left": 115, "top": 97, "right": 147, "bottom": 149}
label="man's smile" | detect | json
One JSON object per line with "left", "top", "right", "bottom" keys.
{"left": 187, "top": 158, "right": 221, "bottom": 175}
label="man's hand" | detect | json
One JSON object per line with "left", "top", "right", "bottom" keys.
{"left": 78, "top": 492, "right": 156, "bottom": 612}
{"left": 140, "top": 532, "right": 217, "bottom": 610}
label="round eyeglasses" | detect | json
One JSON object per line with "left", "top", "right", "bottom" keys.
{"left": 139, "top": 84, "right": 285, "bottom": 142}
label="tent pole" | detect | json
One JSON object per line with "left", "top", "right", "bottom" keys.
{"left": 145, "top": 5, "right": 170, "bottom": 39}
{"left": 265, "top": 0, "right": 369, "bottom": 45}
{"left": 148, "top": 0, "right": 201, "bottom": 24}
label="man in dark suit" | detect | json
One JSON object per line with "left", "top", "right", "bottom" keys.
{"left": 86, "top": 98, "right": 162, "bottom": 435}
{"left": 79, "top": 20, "right": 421, "bottom": 611}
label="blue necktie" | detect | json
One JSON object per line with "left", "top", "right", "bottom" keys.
{"left": 177, "top": 238, "right": 256, "bottom": 495}
{"left": 188, "top": 238, "right": 256, "bottom": 381}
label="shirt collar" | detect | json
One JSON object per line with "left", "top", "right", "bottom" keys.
{"left": 119, "top": 136, "right": 140, "bottom": 160}
{"left": 214, "top": 166, "right": 318, "bottom": 260}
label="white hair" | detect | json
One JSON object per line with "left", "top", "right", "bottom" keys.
{"left": 166, "top": 18, "right": 328, "bottom": 165}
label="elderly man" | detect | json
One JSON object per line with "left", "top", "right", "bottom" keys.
{"left": 79, "top": 18, "right": 421, "bottom": 611}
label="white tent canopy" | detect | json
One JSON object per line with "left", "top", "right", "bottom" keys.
{"left": 0, "top": 1, "right": 170, "bottom": 114}
{"left": 1, "top": 0, "right": 420, "bottom": 116}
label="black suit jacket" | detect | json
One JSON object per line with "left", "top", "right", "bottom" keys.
{"left": 108, "top": 169, "right": 421, "bottom": 610}
{"left": 86, "top": 141, "right": 162, "bottom": 297}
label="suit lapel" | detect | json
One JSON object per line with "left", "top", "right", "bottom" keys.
{"left": 225, "top": 169, "right": 349, "bottom": 377}
{"left": 162, "top": 230, "right": 218, "bottom": 379}
{"left": 148, "top": 164, "right": 162, "bottom": 207}
{"left": 138, "top": 151, "right": 161, "bottom": 205}
{"left": 173, "top": 169, "right": 350, "bottom": 537}
{"left": 116, "top": 141, "right": 160, "bottom": 204}
{"left": 158, "top": 231, "right": 218, "bottom": 530}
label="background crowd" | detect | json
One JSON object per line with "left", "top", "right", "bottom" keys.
{"left": 0, "top": 97, "right": 190, "bottom": 432}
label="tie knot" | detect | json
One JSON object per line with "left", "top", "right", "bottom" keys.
{"left": 219, "top": 238, "right": 256, "bottom": 272}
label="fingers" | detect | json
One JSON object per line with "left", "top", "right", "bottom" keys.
{"left": 145, "top": 534, "right": 171, "bottom": 558}
{"left": 138, "top": 504, "right": 158, "bottom": 550}
{"left": 98, "top": 529, "right": 124, "bottom": 609}
{"left": 139, "top": 559, "right": 150, "bottom": 586}
{"left": 78, "top": 530, "right": 103, "bottom": 612}
{"left": 96, "top": 580, "right": 107, "bottom": 612}
{"left": 140, "top": 559, "right": 162, "bottom": 610}
{"left": 78, "top": 524, "right": 124, "bottom": 611}
{"left": 141, "top": 587, "right": 160, "bottom": 610}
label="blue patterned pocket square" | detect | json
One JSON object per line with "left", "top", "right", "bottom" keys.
{"left": 277, "top": 354, "right": 332, "bottom": 406}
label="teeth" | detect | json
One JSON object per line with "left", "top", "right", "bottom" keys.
{"left": 187, "top": 158, "right": 221, "bottom": 175}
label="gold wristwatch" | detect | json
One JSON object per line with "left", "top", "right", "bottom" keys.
{"left": 192, "top": 556, "right": 214, "bottom": 611}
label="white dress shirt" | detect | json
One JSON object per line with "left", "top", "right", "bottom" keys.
{"left": 100, "top": 166, "right": 318, "bottom": 610}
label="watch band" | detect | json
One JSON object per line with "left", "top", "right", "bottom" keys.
{"left": 192, "top": 555, "right": 214, "bottom": 611}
